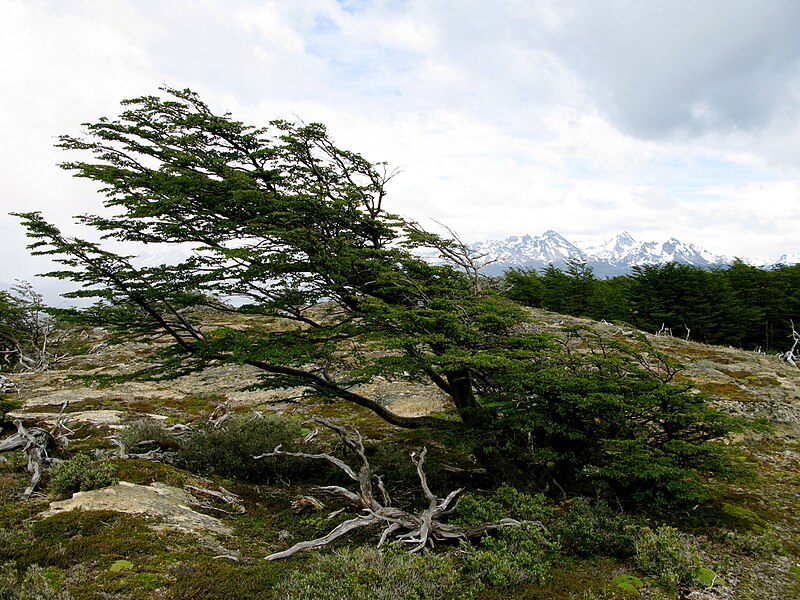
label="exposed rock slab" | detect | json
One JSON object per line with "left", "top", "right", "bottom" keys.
{"left": 8, "top": 409, "right": 127, "bottom": 427}
{"left": 41, "top": 481, "right": 232, "bottom": 538}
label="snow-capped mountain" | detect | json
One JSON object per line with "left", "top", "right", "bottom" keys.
{"left": 470, "top": 231, "right": 733, "bottom": 277}
{"left": 770, "top": 252, "right": 800, "bottom": 267}
{"left": 471, "top": 230, "right": 584, "bottom": 268}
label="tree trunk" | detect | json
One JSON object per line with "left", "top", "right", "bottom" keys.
{"left": 445, "top": 368, "right": 486, "bottom": 425}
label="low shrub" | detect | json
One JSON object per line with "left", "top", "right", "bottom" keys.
{"left": 0, "top": 529, "right": 30, "bottom": 563}
{"left": 176, "top": 414, "right": 304, "bottom": 482}
{"left": 461, "top": 521, "right": 560, "bottom": 589}
{"left": 276, "top": 545, "right": 473, "bottom": 600}
{"left": 634, "top": 525, "right": 702, "bottom": 590}
{"left": 546, "top": 497, "right": 641, "bottom": 558}
{"left": 0, "top": 399, "right": 22, "bottom": 425}
{"left": 726, "top": 530, "right": 785, "bottom": 558}
{"left": 49, "top": 455, "right": 117, "bottom": 497}
{"left": 117, "top": 419, "right": 176, "bottom": 453}
{"left": 452, "top": 483, "right": 550, "bottom": 528}
{"left": 0, "top": 561, "right": 70, "bottom": 599}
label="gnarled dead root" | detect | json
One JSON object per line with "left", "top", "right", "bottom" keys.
{"left": 255, "top": 417, "right": 522, "bottom": 560}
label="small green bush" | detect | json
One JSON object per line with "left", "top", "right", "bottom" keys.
{"left": 634, "top": 525, "right": 701, "bottom": 590}
{"left": 461, "top": 521, "right": 560, "bottom": 589}
{"left": 452, "top": 483, "right": 550, "bottom": 529}
{"left": 49, "top": 454, "right": 117, "bottom": 497}
{"left": 0, "top": 529, "right": 29, "bottom": 563}
{"left": 276, "top": 545, "right": 473, "bottom": 599}
{"left": 546, "top": 497, "right": 641, "bottom": 558}
{"left": 727, "top": 530, "right": 785, "bottom": 558}
{"left": 117, "top": 419, "right": 176, "bottom": 453}
{"left": 177, "top": 414, "right": 304, "bottom": 482}
{"left": 0, "top": 561, "right": 70, "bottom": 599}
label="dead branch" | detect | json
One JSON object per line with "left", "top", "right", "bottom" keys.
{"left": 108, "top": 436, "right": 176, "bottom": 462}
{"left": 50, "top": 400, "right": 89, "bottom": 447}
{"left": 0, "top": 420, "right": 55, "bottom": 499}
{"left": 185, "top": 484, "right": 245, "bottom": 514}
{"left": 291, "top": 495, "right": 324, "bottom": 513}
{"left": 780, "top": 321, "right": 799, "bottom": 368}
{"left": 256, "top": 417, "right": 524, "bottom": 560}
{"left": 208, "top": 401, "right": 231, "bottom": 427}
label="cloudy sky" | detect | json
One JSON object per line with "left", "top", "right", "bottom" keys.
{"left": 2, "top": 0, "right": 800, "bottom": 290}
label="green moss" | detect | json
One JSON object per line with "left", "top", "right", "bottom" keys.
{"left": 697, "top": 381, "right": 753, "bottom": 401}
{"left": 109, "top": 559, "right": 134, "bottom": 572}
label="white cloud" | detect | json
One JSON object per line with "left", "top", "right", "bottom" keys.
{"left": 1, "top": 0, "right": 799, "bottom": 291}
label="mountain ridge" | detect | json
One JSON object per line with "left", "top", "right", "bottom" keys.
{"left": 469, "top": 230, "right": 795, "bottom": 277}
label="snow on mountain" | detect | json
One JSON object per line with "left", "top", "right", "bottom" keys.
{"left": 471, "top": 230, "right": 586, "bottom": 269}
{"left": 469, "top": 231, "right": 736, "bottom": 276}
{"left": 131, "top": 247, "right": 195, "bottom": 268}
{"left": 770, "top": 252, "right": 800, "bottom": 266}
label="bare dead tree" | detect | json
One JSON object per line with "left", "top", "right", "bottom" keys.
{"left": 255, "top": 417, "right": 523, "bottom": 560}
{"left": 780, "top": 321, "right": 800, "bottom": 368}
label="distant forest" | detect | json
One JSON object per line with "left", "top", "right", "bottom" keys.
{"left": 502, "top": 259, "right": 800, "bottom": 353}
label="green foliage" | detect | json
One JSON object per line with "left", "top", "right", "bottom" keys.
{"left": 484, "top": 328, "right": 742, "bottom": 507}
{"left": 460, "top": 522, "right": 560, "bottom": 589}
{"left": 0, "top": 399, "right": 21, "bottom": 425}
{"left": 0, "top": 562, "right": 69, "bottom": 599}
{"left": 26, "top": 511, "right": 166, "bottom": 570}
{"left": 0, "top": 529, "right": 30, "bottom": 563}
{"left": 276, "top": 545, "right": 473, "bottom": 600}
{"left": 611, "top": 574, "right": 644, "bottom": 595}
{"left": 176, "top": 414, "right": 304, "bottom": 482}
{"left": 546, "top": 497, "right": 641, "bottom": 558}
{"left": 726, "top": 530, "right": 786, "bottom": 558}
{"left": 108, "top": 559, "right": 133, "bottom": 573}
{"left": 117, "top": 419, "right": 176, "bottom": 453}
{"left": 633, "top": 525, "right": 702, "bottom": 590}
{"left": 503, "top": 259, "right": 800, "bottom": 353}
{"left": 49, "top": 454, "right": 117, "bottom": 497}
{"left": 452, "top": 484, "right": 550, "bottom": 528}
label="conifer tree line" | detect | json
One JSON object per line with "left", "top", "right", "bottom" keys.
{"left": 503, "top": 259, "right": 800, "bottom": 352}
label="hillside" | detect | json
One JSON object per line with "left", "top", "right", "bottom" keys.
{"left": 1, "top": 308, "right": 799, "bottom": 599}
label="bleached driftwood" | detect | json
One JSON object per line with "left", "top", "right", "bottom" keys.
{"left": 51, "top": 400, "right": 90, "bottom": 447}
{"left": 108, "top": 436, "right": 177, "bottom": 462}
{"left": 255, "top": 417, "right": 521, "bottom": 560}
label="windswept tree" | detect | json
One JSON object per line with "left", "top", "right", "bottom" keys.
{"left": 16, "top": 88, "right": 741, "bottom": 505}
